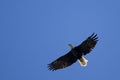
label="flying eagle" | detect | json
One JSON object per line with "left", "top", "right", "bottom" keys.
{"left": 48, "top": 33, "right": 98, "bottom": 71}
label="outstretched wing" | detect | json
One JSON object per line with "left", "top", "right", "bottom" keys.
{"left": 48, "top": 51, "right": 77, "bottom": 71}
{"left": 75, "top": 33, "right": 98, "bottom": 55}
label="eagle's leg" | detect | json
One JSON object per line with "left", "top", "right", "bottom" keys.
{"left": 68, "top": 44, "right": 74, "bottom": 49}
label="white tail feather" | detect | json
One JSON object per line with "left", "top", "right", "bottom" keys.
{"left": 78, "top": 56, "right": 88, "bottom": 67}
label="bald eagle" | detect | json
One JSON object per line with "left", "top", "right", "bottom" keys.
{"left": 48, "top": 33, "right": 98, "bottom": 71}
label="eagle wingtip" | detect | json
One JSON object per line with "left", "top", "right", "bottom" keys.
{"left": 48, "top": 63, "right": 54, "bottom": 71}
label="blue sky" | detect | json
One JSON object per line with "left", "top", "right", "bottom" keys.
{"left": 1, "top": 0, "right": 120, "bottom": 80}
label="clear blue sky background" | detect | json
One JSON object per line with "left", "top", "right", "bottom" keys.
{"left": 0, "top": 0, "right": 120, "bottom": 80}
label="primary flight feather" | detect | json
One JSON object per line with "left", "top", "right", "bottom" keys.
{"left": 48, "top": 33, "right": 98, "bottom": 71}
